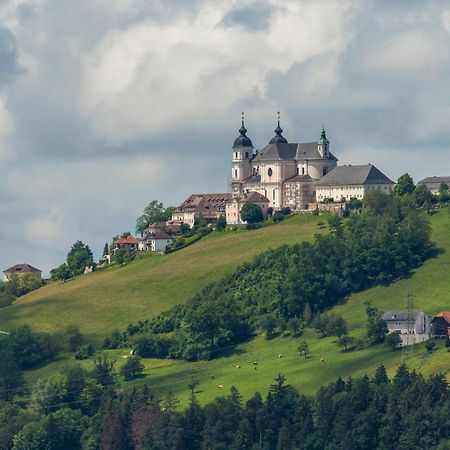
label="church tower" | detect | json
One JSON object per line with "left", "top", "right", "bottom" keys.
{"left": 317, "top": 126, "right": 329, "bottom": 158}
{"left": 231, "top": 112, "right": 253, "bottom": 197}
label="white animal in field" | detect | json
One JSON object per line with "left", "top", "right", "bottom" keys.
{"left": 236, "top": 365, "right": 241, "bottom": 368}
{"left": 218, "top": 384, "right": 224, "bottom": 389}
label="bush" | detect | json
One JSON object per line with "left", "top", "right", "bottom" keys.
{"left": 75, "top": 344, "right": 95, "bottom": 360}
{"left": 385, "top": 331, "right": 402, "bottom": 351}
{"left": 120, "top": 356, "right": 144, "bottom": 380}
{"left": 133, "top": 334, "right": 179, "bottom": 358}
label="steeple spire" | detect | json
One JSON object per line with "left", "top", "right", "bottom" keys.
{"left": 269, "top": 111, "right": 288, "bottom": 144}
{"left": 233, "top": 111, "right": 253, "bottom": 148}
{"left": 318, "top": 125, "right": 329, "bottom": 145}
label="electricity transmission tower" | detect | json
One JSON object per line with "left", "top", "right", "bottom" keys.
{"left": 402, "top": 290, "right": 415, "bottom": 361}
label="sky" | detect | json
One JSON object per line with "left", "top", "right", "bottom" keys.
{"left": 0, "top": 0, "right": 450, "bottom": 275}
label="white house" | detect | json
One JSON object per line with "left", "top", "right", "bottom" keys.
{"left": 315, "top": 164, "right": 394, "bottom": 202}
{"left": 226, "top": 191, "right": 270, "bottom": 225}
{"left": 139, "top": 231, "right": 173, "bottom": 252}
{"left": 382, "top": 310, "right": 431, "bottom": 346}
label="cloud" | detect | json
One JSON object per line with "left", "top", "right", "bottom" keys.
{"left": 1, "top": 0, "right": 450, "bottom": 274}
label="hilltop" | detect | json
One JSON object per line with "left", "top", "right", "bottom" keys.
{"left": 0, "top": 215, "right": 322, "bottom": 340}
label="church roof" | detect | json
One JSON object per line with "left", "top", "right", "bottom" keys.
{"left": 233, "top": 118, "right": 253, "bottom": 148}
{"left": 252, "top": 142, "right": 338, "bottom": 162}
{"left": 315, "top": 164, "right": 394, "bottom": 186}
{"left": 243, "top": 174, "right": 262, "bottom": 184}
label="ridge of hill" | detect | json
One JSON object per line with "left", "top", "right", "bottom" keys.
{"left": 0, "top": 215, "right": 322, "bottom": 340}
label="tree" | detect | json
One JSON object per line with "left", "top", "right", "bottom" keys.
{"left": 326, "top": 315, "right": 348, "bottom": 338}
{"left": 0, "top": 358, "right": 24, "bottom": 401}
{"left": 50, "top": 263, "right": 71, "bottom": 282}
{"left": 259, "top": 314, "right": 277, "bottom": 338}
{"left": 66, "top": 241, "right": 94, "bottom": 276}
{"left": 102, "top": 243, "right": 109, "bottom": 256}
{"left": 286, "top": 317, "right": 302, "bottom": 336}
{"left": 337, "top": 335, "right": 356, "bottom": 352}
{"left": 30, "top": 373, "right": 68, "bottom": 414}
{"left": 298, "top": 341, "right": 309, "bottom": 359}
{"left": 12, "top": 420, "right": 50, "bottom": 450}
{"left": 365, "top": 301, "right": 388, "bottom": 345}
{"left": 414, "top": 184, "right": 433, "bottom": 209}
{"left": 385, "top": 331, "right": 402, "bottom": 350}
{"left": 374, "top": 364, "right": 389, "bottom": 384}
{"left": 180, "top": 223, "right": 190, "bottom": 234}
{"left": 216, "top": 214, "right": 227, "bottom": 231}
{"left": 93, "top": 354, "right": 116, "bottom": 386}
{"left": 115, "top": 249, "right": 126, "bottom": 266}
{"left": 240, "top": 202, "right": 264, "bottom": 224}
{"left": 136, "top": 200, "right": 174, "bottom": 234}
{"left": 394, "top": 173, "right": 415, "bottom": 196}
{"left": 65, "top": 325, "right": 83, "bottom": 352}
{"left": 120, "top": 356, "right": 144, "bottom": 380}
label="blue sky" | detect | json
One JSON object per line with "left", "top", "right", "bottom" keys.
{"left": 0, "top": 0, "right": 449, "bottom": 274}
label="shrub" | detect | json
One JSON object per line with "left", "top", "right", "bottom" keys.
{"left": 120, "top": 356, "right": 144, "bottom": 380}
{"left": 75, "top": 344, "right": 95, "bottom": 360}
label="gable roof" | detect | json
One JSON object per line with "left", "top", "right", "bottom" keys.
{"left": 382, "top": 311, "right": 424, "bottom": 322}
{"left": 116, "top": 236, "right": 139, "bottom": 245}
{"left": 432, "top": 311, "right": 450, "bottom": 324}
{"left": 175, "top": 193, "right": 232, "bottom": 212}
{"left": 3, "top": 263, "right": 41, "bottom": 274}
{"left": 150, "top": 231, "right": 173, "bottom": 240}
{"left": 284, "top": 174, "right": 315, "bottom": 183}
{"left": 316, "top": 164, "right": 394, "bottom": 186}
{"left": 418, "top": 176, "right": 450, "bottom": 186}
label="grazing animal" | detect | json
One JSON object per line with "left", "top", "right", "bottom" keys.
{"left": 218, "top": 384, "right": 223, "bottom": 389}
{"left": 320, "top": 358, "right": 325, "bottom": 363}
{"left": 236, "top": 365, "right": 241, "bottom": 368}
{"left": 278, "top": 354, "right": 283, "bottom": 358}
{"left": 253, "top": 361, "right": 258, "bottom": 365}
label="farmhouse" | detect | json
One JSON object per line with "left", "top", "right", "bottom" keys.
{"left": 172, "top": 193, "right": 232, "bottom": 228}
{"left": 417, "top": 176, "right": 450, "bottom": 195}
{"left": 430, "top": 312, "right": 450, "bottom": 338}
{"left": 382, "top": 310, "right": 431, "bottom": 345}
{"left": 3, "top": 263, "right": 42, "bottom": 282}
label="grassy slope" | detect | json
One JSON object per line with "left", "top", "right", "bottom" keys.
{"left": 24, "top": 211, "right": 450, "bottom": 407}
{"left": 0, "top": 215, "right": 322, "bottom": 341}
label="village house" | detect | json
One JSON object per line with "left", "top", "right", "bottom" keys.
{"left": 382, "top": 310, "right": 431, "bottom": 345}
{"left": 114, "top": 236, "right": 139, "bottom": 254}
{"left": 172, "top": 193, "right": 232, "bottom": 228}
{"left": 3, "top": 263, "right": 42, "bottom": 282}
{"left": 146, "top": 221, "right": 181, "bottom": 235}
{"left": 226, "top": 191, "right": 270, "bottom": 225}
{"left": 430, "top": 312, "right": 450, "bottom": 338}
{"left": 138, "top": 231, "right": 173, "bottom": 252}
{"left": 315, "top": 164, "right": 394, "bottom": 202}
{"left": 417, "top": 176, "right": 450, "bottom": 195}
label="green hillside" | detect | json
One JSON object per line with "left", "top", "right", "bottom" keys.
{"left": 0, "top": 215, "right": 322, "bottom": 340}
{"left": 21, "top": 210, "right": 450, "bottom": 406}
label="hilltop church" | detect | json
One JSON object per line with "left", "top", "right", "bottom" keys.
{"left": 173, "top": 113, "right": 394, "bottom": 226}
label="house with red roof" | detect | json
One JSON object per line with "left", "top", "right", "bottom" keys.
{"left": 114, "top": 236, "right": 139, "bottom": 254}
{"left": 431, "top": 312, "right": 450, "bottom": 338}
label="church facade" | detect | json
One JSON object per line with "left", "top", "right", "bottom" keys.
{"left": 231, "top": 114, "right": 338, "bottom": 210}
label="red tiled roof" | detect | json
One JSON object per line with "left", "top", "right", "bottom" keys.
{"left": 435, "top": 311, "right": 450, "bottom": 324}
{"left": 150, "top": 231, "right": 173, "bottom": 240}
{"left": 3, "top": 263, "right": 41, "bottom": 274}
{"left": 116, "top": 236, "right": 139, "bottom": 245}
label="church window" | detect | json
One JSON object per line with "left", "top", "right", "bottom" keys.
{"left": 234, "top": 169, "right": 238, "bottom": 177}
{"left": 302, "top": 167, "right": 305, "bottom": 175}
{"left": 273, "top": 190, "right": 276, "bottom": 200}
{"left": 268, "top": 168, "right": 273, "bottom": 177}
{"left": 296, "top": 167, "right": 299, "bottom": 175}
{"left": 235, "top": 152, "right": 238, "bottom": 159}
{"left": 245, "top": 152, "right": 249, "bottom": 159}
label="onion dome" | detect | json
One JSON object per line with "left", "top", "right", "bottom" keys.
{"left": 269, "top": 111, "right": 288, "bottom": 144}
{"left": 233, "top": 112, "right": 253, "bottom": 147}
{"left": 318, "top": 126, "right": 329, "bottom": 145}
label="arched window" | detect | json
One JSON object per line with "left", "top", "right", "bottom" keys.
{"left": 234, "top": 169, "right": 238, "bottom": 177}
{"left": 268, "top": 168, "right": 273, "bottom": 177}
{"left": 302, "top": 167, "right": 305, "bottom": 175}
{"left": 296, "top": 167, "right": 299, "bottom": 175}
{"left": 245, "top": 152, "right": 249, "bottom": 159}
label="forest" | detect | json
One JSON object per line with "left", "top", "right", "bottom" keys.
{"left": 1, "top": 364, "right": 449, "bottom": 450}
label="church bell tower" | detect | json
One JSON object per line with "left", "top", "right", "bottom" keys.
{"left": 231, "top": 112, "right": 253, "bottom": 197}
